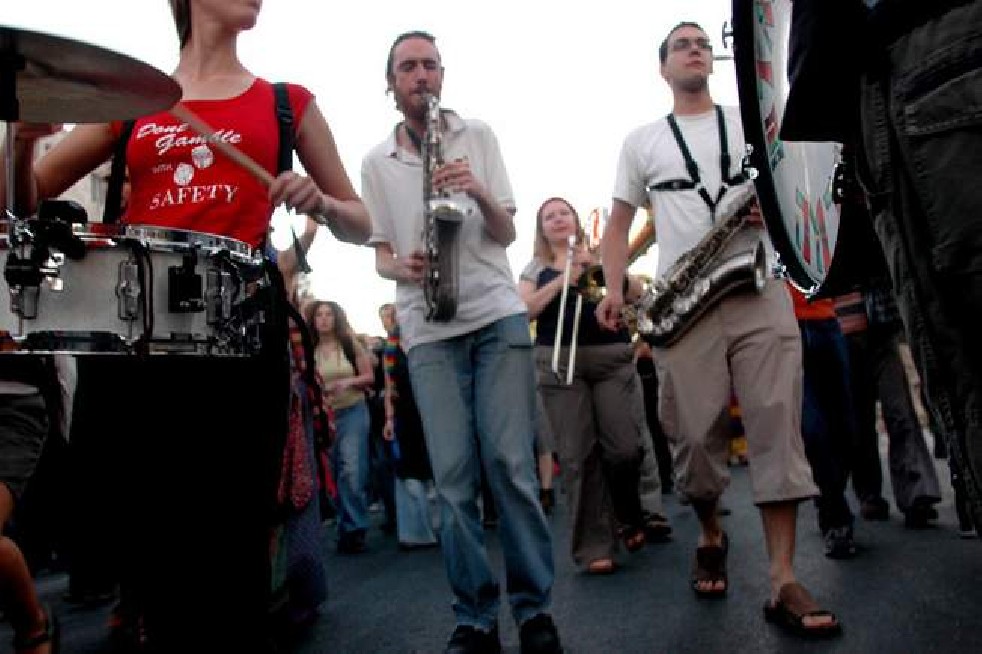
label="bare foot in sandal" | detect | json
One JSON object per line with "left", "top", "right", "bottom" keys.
{"left": 764, "top": 581, "right": 841, "bottom": 638}
{"left": 692, "top": 530, "right": 728, "bottom": 597}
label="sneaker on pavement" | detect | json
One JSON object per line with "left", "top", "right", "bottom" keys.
{"left": 519, "top": 614, "right": 563, "bottom": 654}
{"left": 903, "top": 497, "right": 939, "bottom": 529}
{"left": 445, "top": 624, "right": 501, "bottom": 654}
{"left": 823, "top": 525, "right": 857, "bottom": 559}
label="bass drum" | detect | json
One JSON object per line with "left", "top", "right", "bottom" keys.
{"left": 731, "top": 0, "right": 884, "bottom": 298}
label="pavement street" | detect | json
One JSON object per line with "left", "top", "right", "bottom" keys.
{"left": 3, "top": 446, "right": 981, "bottom": 653}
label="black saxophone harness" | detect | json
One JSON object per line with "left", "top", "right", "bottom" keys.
{"left": 647, "top": 105, "right": 747, "bottom": 223}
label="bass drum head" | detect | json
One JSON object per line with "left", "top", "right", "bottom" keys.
{"left": 732, "top": 0, "right": 842, "bottom": 296}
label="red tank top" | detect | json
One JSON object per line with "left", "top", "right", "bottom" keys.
{"left": 113, "top": 79, "right": 313, "bottom": 247}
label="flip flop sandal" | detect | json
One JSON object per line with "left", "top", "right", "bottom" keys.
{"left": 691, "top": 531, "right": 728, "bottom": 598}
{"left": 764, "top": 582, "right": 842, "bottom": 639}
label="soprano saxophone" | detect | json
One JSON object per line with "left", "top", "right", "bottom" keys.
{"left": 421, "top": 94, "right": 467, "bottom": 322}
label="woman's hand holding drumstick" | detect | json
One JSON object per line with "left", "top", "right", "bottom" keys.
{"left": 168, "top": 103, "right": 337, "bottom": 227}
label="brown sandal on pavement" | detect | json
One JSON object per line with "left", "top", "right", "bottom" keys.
{"left": 691, "top": 531, "right": 728, "bottom": 598}
{"left": 586, "top": 558, "right": 616, "bottom": 575}
{"left": 764, "top": 582, "right": 842, "bottom": 639}
{"left": 618, "top": 525, "right": 646, "bottom": 553}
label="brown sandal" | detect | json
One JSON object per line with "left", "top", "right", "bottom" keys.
{"left": 764, "top": 582, "right": 842, "bottom": 639}
{"left": 691, "top": 531, "right": 728, "bottom": 598}
{"left": 619, "top": 525, "right": 646, "bottom": 553}
{"left": 586, "top": 558, "right": 616, "bottom": 575}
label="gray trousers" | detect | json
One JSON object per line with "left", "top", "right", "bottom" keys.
{"left": 536, "top": 343, "right": 647, "bottom": 565}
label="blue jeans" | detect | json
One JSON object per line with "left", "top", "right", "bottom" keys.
{"left": 799, "top": 319, "right": 855, "bottom": 533}
{"left": 395, "top": 477, "right": 437, "bottom": 546}
{"left": 408, "top": 314, "right": 554, "bottom": 630}
{"left": 330, "top": 400, "right": 370, "bottom": 537}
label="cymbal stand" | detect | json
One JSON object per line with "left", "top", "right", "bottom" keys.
{"left": 1, "top": 38, "right": 40, "bottom": 323}
{"left": 1, "top": 33, "right": 24, "bottom": 219}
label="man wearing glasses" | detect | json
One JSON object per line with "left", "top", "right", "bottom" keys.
{"left": 596, "top": 22, "right": 841, "bottom": 639}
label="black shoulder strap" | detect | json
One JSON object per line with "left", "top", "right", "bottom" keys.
{"left": 102, "top": 120, "right": 135, "bottom": 224}
{"left": 272, "top": 82, "right": 311, "bottom": 274}
{"left": 650, "top": 105, "right": 747, "bottom": 222}
{"left": 273, "top": 82, "right": 295, "bottom": 175}
{"left": 716, "top": 105, "right": 746, "bottom": 187}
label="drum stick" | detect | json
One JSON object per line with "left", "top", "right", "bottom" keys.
{"left": 169, "top": 104, "right": 274, "bottom": 187}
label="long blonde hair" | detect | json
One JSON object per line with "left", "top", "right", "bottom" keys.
{"left": 532, "top": 197, "right": 586, "bottom": 264}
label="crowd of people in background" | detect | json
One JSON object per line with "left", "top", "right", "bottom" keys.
{"left": 2, "top": 2, "right": 981, "bottom": 653}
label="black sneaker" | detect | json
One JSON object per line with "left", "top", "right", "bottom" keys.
{"left": 823, "top": 525, "right": 857, "bottom": 559}
{"left": 642, "top": 511, "right": 673, "bottom": 542}
{"left": 903, "top": 497, "right": 939, "bottom": 529}
{"left": 445, "top": 624, "right": 501, "bottom": 654}
{"left": 337, "top": 531, "right": 368, "bottom": 554}
{"left": 519, "top": 614, "right": 563, "bottom": 654}
{"left": 955, "top": 490, "right": 978, "bottom": 538}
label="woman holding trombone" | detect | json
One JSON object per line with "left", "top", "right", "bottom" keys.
{"left": 519, "top": 197, "right": 664, "bottom": 574}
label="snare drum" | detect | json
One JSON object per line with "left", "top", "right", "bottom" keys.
{"left": 1, "top": 220, "right": 266, "bottom": 355}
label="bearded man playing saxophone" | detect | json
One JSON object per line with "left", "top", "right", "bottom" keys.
{"left": 596, "top": 21, "right": 840, "bottom": 639}
{"left": 361, "top": 30, "right": 562, "bottom": 654}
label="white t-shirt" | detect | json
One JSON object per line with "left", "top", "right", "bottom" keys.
{"left": 363, "top": 112, "right": 526, "bottom": 351}
{"left": 613, "top": 106, "right": 761, "bottom": 278}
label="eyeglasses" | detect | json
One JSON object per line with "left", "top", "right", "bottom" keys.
{"left": 670, "top": 37, "right": 712, "bottom": 52}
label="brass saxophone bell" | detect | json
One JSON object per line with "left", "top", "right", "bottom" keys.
{"left": 576, "top": 265, "right": 607, "bottom": 303}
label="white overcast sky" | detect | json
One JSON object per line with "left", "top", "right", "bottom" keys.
{"left": 6, "top": 0, "right": 738, "bottom": 335}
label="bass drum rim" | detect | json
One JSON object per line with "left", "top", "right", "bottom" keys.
{"left": 732, "top": 0, "right": 834, "bottom": 295}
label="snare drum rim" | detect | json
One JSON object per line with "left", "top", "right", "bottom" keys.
{"left": 732, "top": 0, "right": 818, "bottom": 295}
{"left": 72, "top": 222, "right": 259, "bottom": 263}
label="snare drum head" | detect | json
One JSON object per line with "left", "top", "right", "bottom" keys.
{"left": 732, "top": 0, "right": 841, "bottom": 295}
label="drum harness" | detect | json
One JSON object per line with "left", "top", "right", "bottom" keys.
{"left": 102, "top": 83, "right": 302, "bottom": 353}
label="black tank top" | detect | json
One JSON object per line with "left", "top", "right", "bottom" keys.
{"left": 534, "top": 267, "right": 629, "bottom": 347}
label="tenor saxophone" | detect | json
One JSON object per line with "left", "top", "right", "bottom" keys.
{"left": 629, "top": 187, "right": 767, "bottom": 347}
{"left": 421, "top": 94, "right": 466, "bottom": 322}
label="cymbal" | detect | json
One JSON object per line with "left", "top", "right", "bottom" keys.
{"left": 0, "top": 25, "right": 181, "bottom": 123}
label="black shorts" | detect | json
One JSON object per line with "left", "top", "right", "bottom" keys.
{"left": 0, "top": 392, "right": 48, "bottom": 501}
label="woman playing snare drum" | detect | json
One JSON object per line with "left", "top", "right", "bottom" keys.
{"left": 1, "top": 2, "right": 370, "bottom": 651}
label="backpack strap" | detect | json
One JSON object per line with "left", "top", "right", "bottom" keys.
{"left": 271, "top": 82, "right": 311, "bottom": 274}
{"left": 102, "top": 120, "right": 135, "bottom": 224}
